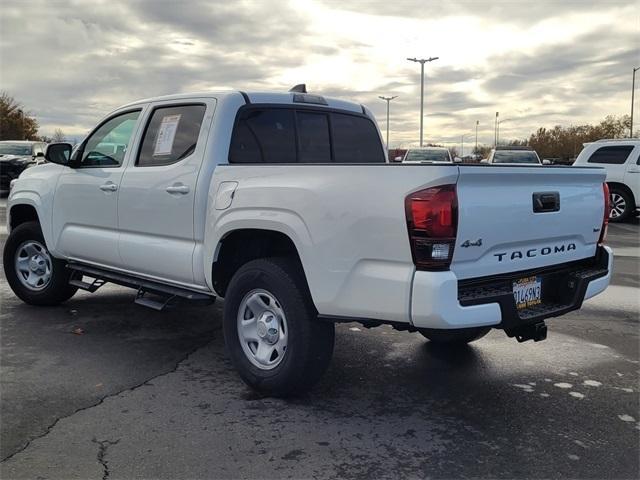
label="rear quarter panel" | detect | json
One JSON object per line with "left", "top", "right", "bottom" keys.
{"left": 205, "top": 164, "right": 459, "bottom": 322}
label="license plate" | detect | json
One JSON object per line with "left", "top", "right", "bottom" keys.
{"left": 512, "top": 276, "right": 542, "bottom": 309}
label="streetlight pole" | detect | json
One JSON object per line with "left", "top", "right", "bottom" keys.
{"left": 497, "top": 118, "right": 511, "bottom": 146}
{"left": 494, "top": 112, "right": 499, "bottom": 147}
{"left": 407, "top": 56, "right": 439, "bottom": 147}
{"left": 632, "top": 67, "right": 639, "bottom": 138}
{"left": 378, "top": 95, "right": 398, "bottom": 149}
{"left": 461, "top": 133, "right": 474, "bottom": 158}
{"left": 475, "top": 120, "right": 479, "bottom": 153}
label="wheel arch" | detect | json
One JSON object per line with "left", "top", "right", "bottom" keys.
{"left": 607, "top": 181, "right": 635, "bottom": 204}
{"left": 211, "top": 228, "right": 314, "bottom": 305}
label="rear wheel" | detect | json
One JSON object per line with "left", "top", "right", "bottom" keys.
{"left": 223, "top": 257, "right": 334, "bottom": 397}
{"left": 3, "top": 221, "right": 77, "bottom": 306}
{"left": 609, "top": 187, "right": 632, "bottom": 223}
{"left": 418, "top": 326, "right": 491, "bottom": 345}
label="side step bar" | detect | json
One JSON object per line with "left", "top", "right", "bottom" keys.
{"left": 67, "top": 262, "right": 215, "bottom": 311}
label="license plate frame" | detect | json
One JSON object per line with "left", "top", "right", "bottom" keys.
{"left": 512, "top": 275, "right": 542, "bottom": 310}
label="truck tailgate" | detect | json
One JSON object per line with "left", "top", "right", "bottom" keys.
{"left": 452, "top": 166, "right": 607, "bottom": 280}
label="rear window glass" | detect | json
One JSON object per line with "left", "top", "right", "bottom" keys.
{"left": 404, "top": 149, "right": 450, "bottom": 162}
{"left": 493, "top": 151, "right": 539, "bottom": 164}
{"left": 229, "top": 108, "right": 385, "bottom": 164}
{"left": 587, "top": 146, "right": 634, "bottom": 165}
{"left": 297, "top": 112, "right": 331, "bottom": 163}
{"left": 229, "top": 109, "right": 296, "bottom": 163}
{"left": 331, "top": 113, "right": 385, "bottom": 163}
{"left": 138, "top": 105, "right": 206, "bottom": 167}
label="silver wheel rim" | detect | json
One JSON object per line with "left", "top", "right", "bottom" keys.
{"left": 610, "top": 193, "right": 626, "bottom": 219}
{"left": 14, "top": 240, "right": 53, "bottom": 291}
{"left": 237, "top": 289, "right": 288, "bottom": 370}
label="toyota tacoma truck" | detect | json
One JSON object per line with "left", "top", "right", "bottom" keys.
{"left": 3, "top": 88, "right": 613, "bottom": 396}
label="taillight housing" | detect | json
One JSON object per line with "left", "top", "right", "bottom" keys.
{"left": 405, "top": 184, "right": 458, "bottom": 270}
{"left": 599, "top": 182, "right": 609, "bottom": 245}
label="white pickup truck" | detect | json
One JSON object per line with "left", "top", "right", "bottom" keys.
{"left": 4, "top": 88, "right": 613, "bottom": 396}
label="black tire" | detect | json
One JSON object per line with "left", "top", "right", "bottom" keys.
{"left": 609, "top": 187, "right": 633, "bottom": 223}
{"left": 223, "top": 257, "right": 334, "bottom": 397}
{"left": 418, "top": 326, "right": 491, "bottom": 345}
{"left": 3, "top": 221, "right": 77, "bottom": 306}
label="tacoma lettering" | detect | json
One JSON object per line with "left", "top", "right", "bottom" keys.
{"left": 494, "top": 243, "right": 577, "bottom": 262}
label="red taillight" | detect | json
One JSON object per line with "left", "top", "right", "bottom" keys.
{"left": 405, "top": 184, "right": 458, "bottom": 270}
{"left": 599, "top": 183, "right": 609, "bottom": 245}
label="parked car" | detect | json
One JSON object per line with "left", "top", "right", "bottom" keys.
{"left": 573, "top": 138, "right": 639, "bottom": 222}
{"left": 482, "top": 146, "right": 547, "bottom": 165}
{"left": 398, "top": 147, "right": 453, "bottom": 163}
{"left": 4, "top": 89, "right": 612, "bottom": 396}
{"left": 0, "top": 140, "right": 47, "bottom": 194}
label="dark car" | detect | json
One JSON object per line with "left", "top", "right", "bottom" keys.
{"left": 0, "top": 141, "right": 47, "bottom": 193}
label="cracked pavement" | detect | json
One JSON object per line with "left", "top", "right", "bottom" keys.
{"left": 1, "top": 199, "right": 639, "bottom": 479}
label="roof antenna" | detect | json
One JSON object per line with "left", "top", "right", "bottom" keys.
{"left": 289, "top": 84, "right": 307, "bottom": 93}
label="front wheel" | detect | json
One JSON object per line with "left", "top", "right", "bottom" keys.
{"left": 3, "top": 221, "right": 77, "bottom": 306}
{"left": 418, "top": 326, "right": 491, "bottom": 345}
{"left": 223, "top": 257, "right": 334, "bottom": 397}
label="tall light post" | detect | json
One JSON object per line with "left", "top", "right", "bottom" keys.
{"left": 407, "top": 56, "right": 439, "bottom": 147}
{"left": 631, "top": 67, "right": 639, "bottom": 138}
{"left": 378, "top": 95, "right": 398, "bottom": 148}
{"left": 475, "top": 120, "right": 479, "bottom": 153}
{"left": 497, "top": 118, "right": 511, "bottom": 146}
{"left": 461, "top": 133, "right": 474, "bottom": 158}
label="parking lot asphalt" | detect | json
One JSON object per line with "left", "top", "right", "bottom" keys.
{"left": 0, "top": 198, "right": 638, "bottom": 479}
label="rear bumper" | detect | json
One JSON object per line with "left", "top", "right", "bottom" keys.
{"left": 410, "top": 246, "right": 612, "bottom": 330}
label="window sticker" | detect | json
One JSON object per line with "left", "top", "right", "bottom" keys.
{"left": 153, "top": 114, "right": 181, "bottom": 156}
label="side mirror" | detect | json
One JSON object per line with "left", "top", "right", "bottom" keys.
{"left": 394, "top": 156, "right": 403, "bottom": 162}
{"left": 542, "top": 159, "right": 551, "bottom": 165}
{"left": 45, "top": 142, "right": 73, "bottom": 166}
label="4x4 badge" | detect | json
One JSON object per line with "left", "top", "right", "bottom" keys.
{"left": 461, "top": 239, "right": 482, "bottom": 248}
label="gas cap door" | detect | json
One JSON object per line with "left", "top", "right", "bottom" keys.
{"left": 215, "top": 181, "right": 238, "bottom": 210}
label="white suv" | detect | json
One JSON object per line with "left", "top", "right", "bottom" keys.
{"left": 574, "top": 139, "right": 640, "bottom": 222}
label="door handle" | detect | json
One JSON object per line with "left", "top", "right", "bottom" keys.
{"left": 99, "top": 182, "right": 118, "bottom": 192}
{"left": 166, "top": 184, "right": 190, "bottom": 195}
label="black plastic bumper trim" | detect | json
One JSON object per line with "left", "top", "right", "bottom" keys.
{"left": 458, "top": 247, "right": 609, "bottom": 331}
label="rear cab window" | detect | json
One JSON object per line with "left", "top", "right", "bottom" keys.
{"left": 587, "top": 146, "right": 634, "bottom": 165}
{"left": 229, "top": 106, "right": 384, "bottom": 164}
{"left": 137, "top": 104, "right": 206, "bottom": 167}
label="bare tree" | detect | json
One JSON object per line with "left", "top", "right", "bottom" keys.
{"left": 52, "top": 128, "right": 66, "bottom": 142}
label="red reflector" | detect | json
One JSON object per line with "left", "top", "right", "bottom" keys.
{"left": 599, "top": 183, "right": 609, "bottom": 245}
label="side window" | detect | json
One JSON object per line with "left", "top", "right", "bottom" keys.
{"left": 587, "top": 146, "right": 634, "bottom": 165}
{"left": 297, "top": 112, "right": 331, "bottom": 163}
{"left": 229, "top": 109, "right": 296, "bottom": 163}
{"left": 80, "top": 110, "right": 140, "bottom": 167}
{"left": 331, "top": 113, "right": 385, "bottom": 163}
{"left": 138, "top": 105, "right": 206, "bottom": 167}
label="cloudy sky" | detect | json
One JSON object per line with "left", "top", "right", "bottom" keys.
{"left": 1, "top": 0, "right": 638, "bottom": 151}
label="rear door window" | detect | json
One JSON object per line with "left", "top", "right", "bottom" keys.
{"left": 587, "top": 146, "right": 634, "bottom": 165}
{"left": 331, "top": 113, "right": 385, "bottom": 163}
{"left": 137, "top": 104, "right": 206, "bottom": 167}
{"left": 229, "top": 109, "right": 296, "bottom": 163}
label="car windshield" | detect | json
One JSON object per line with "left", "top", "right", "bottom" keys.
{"left": 0, "top": 143, "right": 32, "bottom": 156}
{"left": 493, "top": 151, "right": 539, "bottom": 164}
{"left": 405, "top": 149, "right": 450, "bottom": 162}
